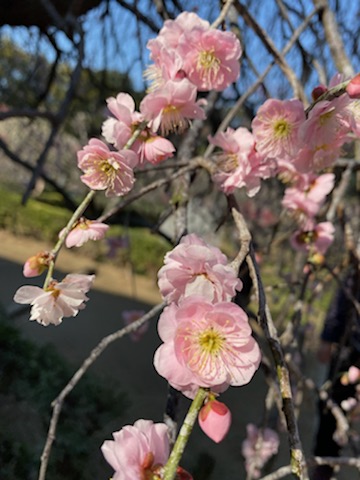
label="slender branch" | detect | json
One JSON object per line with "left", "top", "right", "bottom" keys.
{"left": 234, "top": 1, "right": 307, "bottom": 102}
{"left": 163, "top": 387, "right": 208, "bottom": 480}
{"left": 38, "top": 301, "right": 165, "bottom": 480}
{"left": 43, "top": 189, "right": 96, "bottom": 288}
{"left": 211, "top": 0, "right": 235, "bottom": 29}
{"left": 97, "top": 159, "right": 199, "bottom": 223}
{"left": 312, "top": 0, "right": 354, "bottom": 77}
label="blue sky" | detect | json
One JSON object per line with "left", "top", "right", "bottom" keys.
{"left": 2, "top": 0, "right": 359, "bottom": 98}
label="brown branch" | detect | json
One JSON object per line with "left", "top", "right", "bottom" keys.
{"left": 0, "top": 109, "right": 56, "bottom": 122}
{"left": 22, "top": 29, "right": 85, "bottom": 204}
{"left": 38, "top": 301, "right": 166, "bottom": 480}
{"left": 312, "top": 0, "right": 354, "bottom": 77}
{"left": 0, "top": 137, "right": 77, "bottom": 211}
{"left": 96, "top": 160, "right": 198, "bottom": 223}
{"left": 234, "top": 1, "right": 307, "bottom": 102}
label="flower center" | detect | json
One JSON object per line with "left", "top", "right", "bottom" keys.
{"left": 216, "top": 153, "right": 238, "bottom": 173}
{"left": 161, "top": 105, "right": 187, "bottom": 135}
{"left": 45, "top": 280, "right": 60, "bottom": 299}
{"left": 197, "top": 49, "right": 221, "bottom": 86}
{"left": 100, "top": 159, "right": 119, "bottom": 175}
{"left": 198, "top": 50, "right": 220, "bottom": 72}
{"left": 319, "top": 109, "right": 334, "bottom": 126}
{"left": 198, "top": 327, "right": 224, "bottom": 355}
{"left": 273, "top": 118, "right": 291, "bottom": 138}
{"left": 296, "top": 230, "right": 318, "bottom": 245}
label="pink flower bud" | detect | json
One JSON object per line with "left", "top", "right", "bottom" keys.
{"left": 346, "top": 73, "right": 360, "bottom": 98}
{"left": 198, "top": 399, "right": 231, "bottom": 443}
{"left": 23, "top": 251, "right": 52, "bottom": 277}
{"left": 311, "top": 84, "right": 327, "bottom": 101}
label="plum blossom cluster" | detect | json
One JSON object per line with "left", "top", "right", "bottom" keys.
{"left": 209, "top": 74, "right": 360, "bottom": 256}
{"left": 241, "top": 424, "right": 280, "bottom": 479}
{"left": 76, "top": 12, "right": 242, "bottom": 200}
{"left": 154, "top": 233, "right": 261, "bottom": 446}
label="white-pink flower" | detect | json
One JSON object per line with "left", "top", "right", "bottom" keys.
{"left": 140, "top": 79, "right": 206, "bottom": 136}
{"left": 241, "top": 424, "right": 280, "bottom": 479}
{"left": 179, "top": 28, "right": 242, "bottom": 91}
{"left": 101, "top": 419, "right": 170, "bottom": 480}
{"left": 252, "top": 98, "right": 305, "bottom": 161}
{"left": 60, "top": 218, "right": 109, "bottom": 248}
{"left": 209, "top": 127, "right": 274, "bottom": 197}
{"left": 77, "top": 138, "right": 138, "bottom": 196}
{"left": 153, "top": 296, "right": 261, "bottom": 398}
{"left": 13, "top": 274, "right": 95, "bottom": 326}
{"left": 158, "top": 233, "right": 242, "bottom": 304}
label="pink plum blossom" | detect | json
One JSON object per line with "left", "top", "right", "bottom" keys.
{"left": 13, "top": 274, "right": 94, "bottom": 326}
{"left": 346, "top": 73, "right": 360, "bottom": 99}
{"left": 209, "top": 127, "right": 274, "bottom": 197}
{"left": 136, "top": 132, "right": 175, "bottom": 165}
{"left": 122, "top": 310, "right": 148, "bottom": 342}
{"left": 252, "top": 98, "right": 305, "bottom": 161}
{"left": 299, "top": 96, "right": 352, "bottom": 151}
{"left": 241, "top": 424, "right": 280, "bottom": 479}
{"left": 282, "top": 173, "right": 335, "bottom": 220}
{"left": 179, "top": 28, "right": 241, "bottom": 91}
{"left": 157, "top": 233, "right": 242, "bottom": 304}
{"left": 140, "top": 79, "right": 206, "bottom": 136}
{"left": 102, "top": 93, "right": 141, "bottom": 149}
{"left": 150, "top": 11, "right": 210, "bottom": 52}
{"left": 153, "top": 296, "right": 261, "bottom": 398}
{"left": 101, "top": 419, "right": 170, "bottom": 480}
{"left": 198, "top": 399, "right": 232, "bottom": 443}
{"left": 77, "top": 138, "right": 137, "bottom": 196}
{"left": 60, "top": 218, "right": 109, "bottom": 248}
{"left": 102, "top": 93, "right": 175, "bottom": 165}
{"left": 23, "top": 251, "right": 53, "bottom": 277}
{"left": 290, "top": 221, "right": 335, "bottom": 255}
{"left": 145, "top": 11, "right": 211, "bottom": 90}
{"left": 144, "top": 45, "right": 186, "bottom": 91}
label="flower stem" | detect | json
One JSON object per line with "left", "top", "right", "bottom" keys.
{"left": 43, "top": 189, "right": 95, "bottom": 288}
{"left": 163, "top": 388, "right": 208, "bottom": 480}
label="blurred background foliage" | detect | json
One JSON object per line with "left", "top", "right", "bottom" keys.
{"left": 0, "top": 304, "right": 128, "bottom": 480}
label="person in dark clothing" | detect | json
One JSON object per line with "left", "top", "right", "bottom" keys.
{"left": 311, "top": 266, "right": 360, "bottom": 480}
